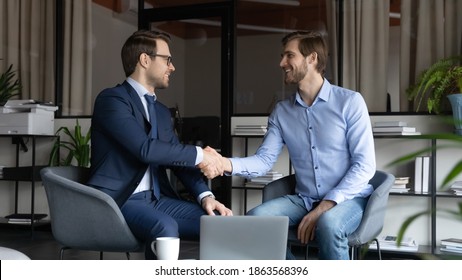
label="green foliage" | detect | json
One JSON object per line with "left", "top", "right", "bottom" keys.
{"left": 49, "top": 119, "right": 91, "bottom": 167}
{"left": 0, "top": 64, "right": 22, "bottom": 105}
{"left": 407, "top": 56, "right": 462, "bottom": 114}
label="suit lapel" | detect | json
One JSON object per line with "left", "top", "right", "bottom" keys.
{"left": 121, "top": 81, "right": 148, "bottom": 121}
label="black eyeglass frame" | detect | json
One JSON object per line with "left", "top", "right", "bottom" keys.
{"left": 147, "top": 53, "right": 173, "bottom": 66}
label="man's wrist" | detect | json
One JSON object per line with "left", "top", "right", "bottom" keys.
{"left": 201, "top": 194, "right": 215, "bottom": 205}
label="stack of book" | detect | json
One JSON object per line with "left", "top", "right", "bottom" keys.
{"left": 449, "top": 181, "right": 462, "bottom": 196}
{"left": 440, "top": 238, "right": 462, "bottom": 254}
{"left": 5, "top": 213, "right": 47, "bottom": 224}
{"left": 369, "top": 235, "right": 419, "bottom": 252}
{"left": 414, "top": 156, "right": 431, "bottom": 193}
{"left": 245, "top": 170, "right": 284, "bottom": 188}
{"left": 390, "top": 177, "right": 410, "bottom": 193}
{"left": 233, "top": 124, "right": 267, "bottom": 136}
{"left": 372, "top": 121, "right": 421, "bottom": 136}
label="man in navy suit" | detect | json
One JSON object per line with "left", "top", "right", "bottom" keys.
{"left": 88, "top": 30, "right": 232, "bottom": 259}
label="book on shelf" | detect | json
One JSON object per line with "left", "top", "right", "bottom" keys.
{"left": 248, "top": 170, "right": 283, "bottom": 184}
{"left": 441, "top": 244, "right": 462, "bottom": 251}
{"left": 244, "top": 181, "right": 267, "bottom": 188}
{"left": 450, "top": 181, "right": 462, "bottom": 190}
{"left": 373, "top": 121, "right": 408, "bottom": 127}
{"left": 394, "top": 177, "right": 410, "bottom": 185}
{"left": 390, "top": 186, "right": 410, "bottom": 193}
{"left": 440, "top": 247, "right": 462, "bottom": 254}
{"left": 421, "top": 156, "right": 430, "bottom": 193}
{"left": 413, "top": 156, "right": 430, "bottom": 194}
{"left": 373, "top": 131, "right": 422, "bottom": 136}
{"left": 250, "top": 177, "right": 283, "bottom": 184}
{"left": 414, "top": 156, "right": 423, "bottom": 193}
{"left": 372, "top": 126, "right": 416, "bottom": 133}
{"left": 452, "top": 190, "right": 462, "bottom": 196}
{"left": 441, "top": 238, "right": 462, "bottom": 247}
{"left": 369, "top": 235, "right": 419, "bottom": 252}
{"left": 5, "top": 213, "right": 47, "bottom": 223}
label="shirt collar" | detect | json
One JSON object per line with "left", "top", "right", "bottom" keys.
{"left": 126, "top": 77, "right": 157, "bottom": 101}
{"left": 293, "top": 78, "right": 331, "bottom": 107}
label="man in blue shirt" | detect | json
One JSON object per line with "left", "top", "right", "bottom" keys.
{"left": 201, "top": 31, "right": 376, "bottom": 259}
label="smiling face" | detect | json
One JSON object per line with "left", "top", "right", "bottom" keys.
{"left": 279, "top": 39, "right": 310, "bottom": 85}
{"left": 146, "top": 39, "right": 175, "bottom": 91}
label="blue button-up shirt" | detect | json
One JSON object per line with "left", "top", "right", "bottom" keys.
{"left": 230, "top": 79, "right": 376, "bottom": 209}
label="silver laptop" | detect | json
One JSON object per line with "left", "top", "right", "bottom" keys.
{"left": 200, "top": 215, "right": 289, "bottom": 260}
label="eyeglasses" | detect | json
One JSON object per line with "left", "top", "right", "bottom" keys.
{"left": 147, "top": 53, "right": 173, "bottom": 66}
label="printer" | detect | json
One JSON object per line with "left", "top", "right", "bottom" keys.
{"left": 0, "top": 100, "right": 58, "bottom": 135}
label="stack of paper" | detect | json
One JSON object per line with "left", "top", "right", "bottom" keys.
{"left": 390, "top": 177, "right": 410, "bottom": 193}
{"left": 245, "top": 170, "right": 284, "bottom": 187}
{"left": 440, "top": 238, "right": 462, "bottom": 254}
{"left": 369, "top": 235, "right": 419, "bottom": 252}
{"left": 5, "top": 213, "right": 47, "bottom": 224}
{"left": 449, "top": 181, "right": 462, "bottom": 196}
{"left": 372, "top": 121, "right": 421, "bottom": 136}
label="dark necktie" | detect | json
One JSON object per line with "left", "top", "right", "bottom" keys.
{"left": 144, "top": 94, "right": 160, "bottom": 200}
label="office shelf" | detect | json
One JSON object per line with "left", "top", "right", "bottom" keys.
{"left": 0, "top": 134, "right": 57, "bottom": 236}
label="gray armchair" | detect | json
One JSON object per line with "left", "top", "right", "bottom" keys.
{"left": 40, "top": 166, "right": 143, "bottom": 259}
{"left": 262, "top": 170, "right": 395, "bottom": 260}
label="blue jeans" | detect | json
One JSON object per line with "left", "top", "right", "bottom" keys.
{"left": 247, "top": 195, "right": 368, "bottom": 260}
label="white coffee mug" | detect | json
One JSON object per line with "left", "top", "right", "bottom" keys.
{"left": 151, "top": 237, "right": 180, "bottom": 260}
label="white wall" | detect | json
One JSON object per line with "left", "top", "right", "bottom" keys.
{"left": 91, "top": 4, "right": 137, "bottom": 109}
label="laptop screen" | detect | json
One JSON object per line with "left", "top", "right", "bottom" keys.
{"left": 200, "top": 215, "right": 289, "bottom": 260}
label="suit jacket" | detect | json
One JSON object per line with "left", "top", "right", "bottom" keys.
{"left": 88, "top": 81, "right": 209, "bottom": 206}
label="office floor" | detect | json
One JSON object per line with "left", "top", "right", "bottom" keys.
{"left": 0, "top": 224, "right": 310, "bottom": 260}
{"left": 0, "top": 224, "right": 196, "bottom": 260}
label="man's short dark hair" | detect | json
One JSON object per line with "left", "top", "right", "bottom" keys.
{"left": 121, "top": 30, "right": 171, "bottom": 77}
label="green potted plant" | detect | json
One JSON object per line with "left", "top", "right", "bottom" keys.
{"left": 0, "top": 64, "right": 22, "bottom": 106}
{"left": 407, "top": 55, "right": 462, "bottom": 115}
{"left": 49, "top": 119, "right": 91, "bottom": 167}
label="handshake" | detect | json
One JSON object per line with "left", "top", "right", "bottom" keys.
{"left": 198, "top": 146, "right": 232, "bottom": 179}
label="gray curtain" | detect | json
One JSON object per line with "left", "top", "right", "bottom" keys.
{"left": 341, "top": 0, "right": 390, "bottom": 112}
{"left": 0, "top": 0, "right": 55, "bottom": 103}
{"left": 62, "top": 0, "right": 92, "bottom": 115}
{"left": 400, "top": 0, "right": 462, "bottom": 112}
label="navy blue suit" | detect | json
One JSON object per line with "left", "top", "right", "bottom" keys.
{"left": 88, "top": 81, "right": 209, "bottom": 258}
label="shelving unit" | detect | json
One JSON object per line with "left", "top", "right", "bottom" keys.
{"left": 0, "top": 134, "right": 57, "bottom": 235}
{"left": 375, "top": 135, "right": 462, "bottom": 257}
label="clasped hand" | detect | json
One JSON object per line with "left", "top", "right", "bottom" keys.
{"left": 198, "top": 146, "right": 226, "bottom": 179}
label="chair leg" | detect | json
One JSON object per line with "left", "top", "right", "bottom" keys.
{"left": 373, "top": 238, "right": 382, "bottom": 260}
{"left": 126, "top": 252, "right": 131, "bottom": 260}
{"left": 350, "top": 246, "right": 361, "bottom": 260}
{"left": 60, "top": 246, "right": 70, "bottom": 260}
{"left": 99, "top": 251, "right": 103, "bottom": 260}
